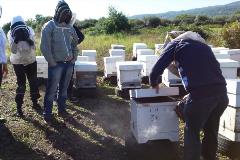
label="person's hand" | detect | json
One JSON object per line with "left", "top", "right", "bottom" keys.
{"left": 2, "top": 64, "right": 8, "bottom": 78}
{"left": 48, "top": 61, "right": 57, "bottom": 67}
{"left": 152, "top": 85, "right": 160, "bottom": 94}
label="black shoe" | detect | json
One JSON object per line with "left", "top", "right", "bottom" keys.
{"left": 16, "top": 110, "right": 24, "bottom": 117}
{"left": 69, "top": 96, "right": 78, "bottom": 103}
{"left": 0, "top": 118, "right": 6, "bottom": 123}
{"left": 58, "top": 110, "right": 70, "bottom": 118}
{"left": 32, "top": 103, "right": 42, "bottom": 110}
{"left": 44, "top": 115, "right": 53, "bottom": 124}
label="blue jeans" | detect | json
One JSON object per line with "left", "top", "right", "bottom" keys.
{"left": 43, "top": 62, "right": 73, "bottom": 117}
{"left": 183, "top": 94, "right": 228, "bottom": 160}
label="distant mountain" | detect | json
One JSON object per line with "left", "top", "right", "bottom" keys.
{"left": 130, "top": 1, "right": 240, "bottom": 19}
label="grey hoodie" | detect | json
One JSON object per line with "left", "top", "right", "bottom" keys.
{"left": 40, "top": 20, "right": 78, "bottom": 65}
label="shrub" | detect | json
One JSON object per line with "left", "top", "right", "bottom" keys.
{"left": 222, "top": 21, "right": 240, "bottom": 48}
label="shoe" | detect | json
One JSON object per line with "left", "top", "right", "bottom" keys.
{"left": 32, "top": 103, "right": 42, "bottom": 110}
{"left": 58, "top": 110, "right": 70, "bottom": 118}
{"left": 44, "top": 115, "right": 53, "bottom": 124}
{"left": 0, "top": 118, "right": 6, "bottom": 123}
{"left": 69, "top": 96, "right": 78, "bottom": 103}
{"left": 16, "top": 110, "right": 24, "bottom": 117}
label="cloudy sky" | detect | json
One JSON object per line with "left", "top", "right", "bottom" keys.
{"left": 0, "top": 0, "right": 238, "bottom": 25}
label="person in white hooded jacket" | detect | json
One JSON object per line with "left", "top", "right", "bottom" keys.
{"left": 8, "top": 16, "right": 40, "bottom": 117}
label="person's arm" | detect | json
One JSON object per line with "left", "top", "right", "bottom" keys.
{"left": 70, "top": 27, "right": 79, "bottom": 63}
{"left": 40, "top": 22, "right": 56, "bottom": 67}
{"left": 150, "top": 41, "right": 178, "bottom": 88}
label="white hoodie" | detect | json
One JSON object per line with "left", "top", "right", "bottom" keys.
{"left": 8, "top": 16, "right": 36, "bottom": 65}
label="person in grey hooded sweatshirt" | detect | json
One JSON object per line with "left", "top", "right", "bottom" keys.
{"left": 40, "top": 0, "right": 78, "bottom": 122}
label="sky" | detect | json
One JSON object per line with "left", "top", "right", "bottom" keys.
{"left": 0, "top": 0, "right": 239, "bottom": 25}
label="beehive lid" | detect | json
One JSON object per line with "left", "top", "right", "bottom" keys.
{"left": 137, "top": 49, "right": 154, "bottom": 56}
{"left": 77, "top": 56, "right": 89, "bottom": 62}
{"left": 82, "top": 50, "right": 97, "bottom": 57}
{"left": 220, "top": 49, "right": 240, "bottom": 55}
{"left": 109, "top": 49, "right": 125, "bottom": 55}
{"left": 111, "top": 44, "right": 125, "bottom": 50}
{"left": 116, "top": 61, "right": 143, "bottom": 70}
{"left": 137, "top": 55, "right": 158, "bottom": 62}
{"left": 36, "top": 56, "right": 47, "bottom": 63}
{"left": 104, "top": 56, "right": 124, "bottom": 63}
{"left": 133, "top": 43, "right": 148, "bottom": 49}
{"left": 130, "top": 87, "right": 179, "bottom": 99}
{"left": 211, "top": 47, "right": 229, "bottom": 54}
{"left": 75, "top": 61, "right": 97, "bottom": 71}
{"left": 155, "top": 44, "right": 164, "bottom": 49}
{"left": 218, "top": 59, "right": 240, "bottom": 68}
{"left": 215, "top": 54, "right": 230, "bottom": 59}
{"left": 226, "top": 79, "right": 240, "bottom": 94}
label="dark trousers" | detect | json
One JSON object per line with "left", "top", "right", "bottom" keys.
{"left": 183, "top": 94, "right": 229, "bottom": 160}
{"left": 0, "top": 64, "right": 2, "bottom": 87}
{"left": 13, "top": 61, "right": 40, "bottom": 108}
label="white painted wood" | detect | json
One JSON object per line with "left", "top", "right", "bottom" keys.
{"left": 109, "top": 49, "right": 125, "bottom": 59}
{"left": 116, "top": 61, "right": 142, "bottom": 89}
{"left": 136, "top": 49, "right": 154, "bottom": 58}
{"left": 116, "top": 61, "right": 143, "bottom": 70}
{"left": 218, "top": 59, "right": 239, "bottom": 68}
{"left": 130, "top": 99, "right": 179, "bottom": 144}
{"left": 215, "top": 54, "right": 231, "bottom": 59}
{"left": 220, "top": 49, "right": 240, "bottom": 61}
{"left": 137, "top": 55, "right": 158, "bottom": 76}
{"left": 130, "top": 87, "right": 179, "bottom": 98}
{"left": 226, "top": 79, "right": 240, "bottom": 94}
{"left": 211, "top": 47, "right": 229, "bottom": 54}
{"left": 75, "top": 61, "right": 97, "bottom": 72}
{"left": 228, "top": 93, "right": 240, "bottom": 107}
{"left": 36, "top": 56, "right": 48, "bottom": 78}
{"left": 133, "top": 43, "right": 148, "bottom": 57}
{"left": 111, "top": 44, "right": 125, "bottom": 50}
{"left": 219, "top": 125, "right": 240, "bottom": 142}
{"left": 220, "top": 106, "right": 240, "bottom": 132}
{"left": 221, "top": 68, "right": 238, "bottom": 79}
{"left": 104, "top": 56, "right": 124, "bottom": 77}
{"left": 77, "top": 56, "right": 89, "bottom": 62}
{"left": 82, "top": 50, "right": 97, "bottom": 62}
{"left": 162, "top": 68, "right": 182, "bottom": 84}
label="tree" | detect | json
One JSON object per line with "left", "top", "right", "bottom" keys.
{"left": 2, "top": 22, "right": 10, "bottom": 34}
{"left": 174, "top": 14, "right": 196, "bottom": 25}
{"left": 194, "top": 15, "right": 212, "bottom": 25}
{"left": 143, "top": 16, "right": 160, "bottom": 28}
{"left": 222, "top": 21, "right": 240, "bottom": 48}
{"left": 95, "top": 6, "right": 130, "bottom": 34}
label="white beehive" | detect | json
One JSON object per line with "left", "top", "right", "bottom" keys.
{"left": 129, "top": 87, "right": 179, "bottom": 144}
{"left": 82, "top": 50, "right": 97, "bottom": 62}
{"left": 111, "top": 44, "right": 125, "bottom": 50}
{"left": 155, "top": 44, "right": 164, "bottom": 55}
{"left": 74, "top": 61, "right": 98, "bottom": 88}
{"left": 220, "top": 49, "right": 240, "bottom": 62}
{"left": 109, "top": 49, "right": 125, "bottom": 60}
{"left": 77, "top": 56, "right": 89, "bottom": 62}
{"left": 162, "top": 68, "right": 182, "bottom": 85}
{"left": 220, "top": 106, "right": 240, "bottom": 132}
{"left": 137, "top": 55, "right": 158, "bottom": 77}
{"left": 215, "top": 53, "right": 231, "bottom": 59}
{"left": 219, "top": 125, "right": 240, "bottom": 142}
{"left": 218, "top": 59, "right": 239, "bottom": 79}
{"left": 211, "top": 47, "right": 229, "bottom": 54}
{"left": 133, "top": 43, "right": 148, "bottom": 57}
{"left": 136, "top": 49, "right": 154, "bottom": 60}
{"left": 226, "top": 79, "right": 240, "bottom": 107}
{"left": 116, "top": 61, "right": 143, "bottom": 89}
{"left": 36, "top": 56, "right": 48, "bottom": 78}
{"left": 104, "top": 56, "right": 124, "bottom": 77}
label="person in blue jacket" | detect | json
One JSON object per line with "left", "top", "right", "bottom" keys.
{"left": 150, "top": 31, "right": 229, "bottom": 160}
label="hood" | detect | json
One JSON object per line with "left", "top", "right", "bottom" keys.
{"left": 11, "top": 16, "right": 25, "bottom": 26}
{"left": 54, "top": 0, "right": 72, "bottom": 24}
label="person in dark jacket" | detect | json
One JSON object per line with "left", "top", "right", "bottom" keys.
{"left": 150, "top": 31, "right": 229, "bottom": 160}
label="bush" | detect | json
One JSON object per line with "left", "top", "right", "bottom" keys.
{"left": 222, "top": 21, "right": 240, "bottom": 48}
{"left": 95, "top": 7, "right": 130, "bottom": 34}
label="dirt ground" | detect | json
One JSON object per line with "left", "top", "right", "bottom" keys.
{"left": 0, "top": 65, "right": 233, "bottom": 160}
